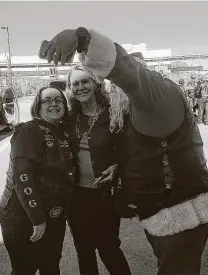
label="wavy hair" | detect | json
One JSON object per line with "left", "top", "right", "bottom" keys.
{"left": 106, "top": 82, "right": 129, "bottom": 132}
{"left": 67, "top": 65, "right": 129, "bottom": 132}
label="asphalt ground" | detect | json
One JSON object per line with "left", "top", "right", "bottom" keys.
{"left": 1, "top": 218, "right": 208, "bottom": 275}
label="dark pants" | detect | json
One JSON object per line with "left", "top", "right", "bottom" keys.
{"left": 0, "top": 107, "right": 8, "bottom": 125}
{"left": 1, "top": 207, "right": 66, "bottom": 275}
{"left": 67, "top": 187, "right": 131, "bottom": 275}
{"left": 145, "top": 224, "right": 208, "bottom": 275}
{"left": 197, "top": 98, "right": 208, "bottom": 124}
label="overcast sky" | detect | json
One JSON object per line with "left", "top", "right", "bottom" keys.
{"left": 0, "top": 1, "right": 208, "bottom": 57}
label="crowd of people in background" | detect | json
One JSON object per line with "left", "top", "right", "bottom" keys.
{"left": 1, "top": 74, "right": 208, "bottom": 136}
{"left": 178, "top": 75, "right": 208, "bottom": 125}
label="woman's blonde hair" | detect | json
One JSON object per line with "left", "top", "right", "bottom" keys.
{"left": 106, "top": 81, "right": 129, "bottom": 132}
{"left": 67, "top": 65, "right": 129, "bottom": 132}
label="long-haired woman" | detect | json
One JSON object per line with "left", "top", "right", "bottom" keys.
{"left": 66, "top": 65, "right": 131, "bottom": 275}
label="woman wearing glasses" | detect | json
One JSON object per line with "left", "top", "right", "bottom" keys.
{"left": 0, "top": 85, "right": 75, "bottom": 275}
{"left": 66, "top": 65, "right": 131, "bottom": 275}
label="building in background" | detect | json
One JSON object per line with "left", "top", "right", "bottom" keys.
{"left": 1, "top": 44, "right": 208, "bottom": 96}
{"left": 122, "top": 42, "right": 172, "bottom": 76}
{"left": 122, "top": 43, "right": 208, "bottom": 83}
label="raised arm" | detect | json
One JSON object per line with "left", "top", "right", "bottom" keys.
{"left": 39, "top": 28, "right": 185, "bottom": 136}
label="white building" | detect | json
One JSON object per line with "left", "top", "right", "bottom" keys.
{"left": 0, "top": 42, "right": 172, "bottom": 67}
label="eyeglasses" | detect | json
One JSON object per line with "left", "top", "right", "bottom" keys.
{"left": 40, "top": 98, "right": 64, "bottom": 105}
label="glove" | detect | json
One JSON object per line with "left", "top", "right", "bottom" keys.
{"left": 38, "top": 27, "right": 90, "bottom": 66}
{"left": 38, "top": 29, "right": 78, "bottom": 66}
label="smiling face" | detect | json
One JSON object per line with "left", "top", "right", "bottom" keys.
{"left": 69, "top": 69, "right": 96, "bottom": 103}
{"left": 39, "top": 87, "right": 65, "bottom": 125}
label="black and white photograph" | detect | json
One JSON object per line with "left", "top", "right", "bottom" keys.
{"left": 1, "top": 1, "right": 208, "bottom": 274}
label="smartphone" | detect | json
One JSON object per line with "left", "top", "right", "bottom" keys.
{"left": 93, "top": 173, "right": 105, "bottom": 186}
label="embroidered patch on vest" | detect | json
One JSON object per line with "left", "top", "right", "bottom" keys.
{"left": 47, "top": 141, "right": 54, "bottom": 147}
{"left": 44, "top": 135, "right": 54, "bottom": 141}
{"left": 20, "top": 174, "right": 29, "bottom": 182}
{"left": 49, "top": 207, "right": 63, "bottom": 218}
{"left": 29, "top": 199, "right": 37, "bottom": 207}
{"left": 39, "top": 125, "right": 50, "bottom": 134}
{"left": 64, "top": 131, "right": 69, "bottom": 138}
{"left": 58, "top": 140, "right": 69, "bottom": 148}
{"left": 24, "top": 187, "right": 32, "bottom": 195}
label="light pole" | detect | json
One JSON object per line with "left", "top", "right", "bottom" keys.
{"left": 1, "top": 26, "right": 13, "bottom": 87}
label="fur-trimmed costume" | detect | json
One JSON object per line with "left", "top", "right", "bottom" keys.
{"left": 75, "top": 29, "right": 208, "bottom": 237}
{"left": 39, "top": 27, "right": 208, "bottom": 275}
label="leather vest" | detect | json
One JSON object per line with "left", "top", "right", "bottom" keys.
{"left": 0, "top": 120, "right": 74, "bottom": 216}
{"left": 123, "top": 92, "right": 208, "bottom": 219}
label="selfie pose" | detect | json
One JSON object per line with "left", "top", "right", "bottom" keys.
{"left": 39, "top": 28, "right": 208, "bottom": 275}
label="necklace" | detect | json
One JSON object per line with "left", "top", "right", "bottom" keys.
{"left": 76, "top": 106, "right": 105, "bottom": 140}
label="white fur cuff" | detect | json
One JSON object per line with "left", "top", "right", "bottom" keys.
{"left": 141, "top": 193, "right": 208, "bottom": 236}
{"left": 79, "top": 29, "right": 117, "bottom": 83}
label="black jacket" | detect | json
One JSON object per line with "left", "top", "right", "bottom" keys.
{"left": 121, "top": 92, "right": 208, "bottom": 219}
{"left": 66, "top": 108, "right": 124, "bottom": 190}
{"left": 0, "top": 119, "right": 75, "bottom": 225}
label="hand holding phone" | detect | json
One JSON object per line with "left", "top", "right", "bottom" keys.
{"left": 93, "top": 164, "right": 118, "bottom": 186}
{"left": 93, "top": 173, "right": 105, "bottom": 186}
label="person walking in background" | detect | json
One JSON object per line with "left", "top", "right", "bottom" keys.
{"left": 186, "top": 75, "right": 198, "bottom": 111}
{"left": 0, "top": 85, "right": 74, "bottom": 275}
{"left": 39, "top": 27, "right": 208, "bottom": 275}
{"left": 195, "top": 77, "right": 208, "bottom": 124}
{"left": 65, "top": 65, "right": 131, "bottom": 275}
{"left": 178, "top": 79, "right": 187, "bottom": 98}
{"left": 0, "top": 93, "right": 8, "bottom": 127}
